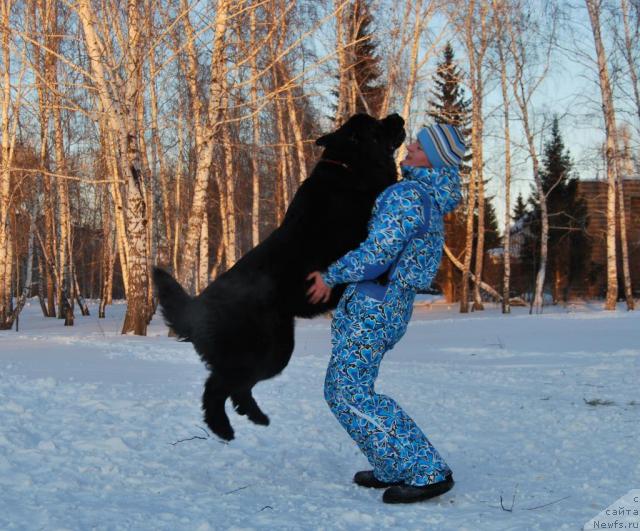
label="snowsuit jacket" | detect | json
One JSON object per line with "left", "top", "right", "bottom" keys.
{"left": 322, "top": 165, "right": 462, "bottom": 300}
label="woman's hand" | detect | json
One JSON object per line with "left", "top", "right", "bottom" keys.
{"left": 306, "top": 271, "right": 331, "bottom": 304}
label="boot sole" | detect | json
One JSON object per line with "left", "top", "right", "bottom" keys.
{"left": 382, "top": 477, "right": 454, "bottom": 504}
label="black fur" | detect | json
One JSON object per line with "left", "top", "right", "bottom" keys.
{"left": 153, "top": 113, "right": 406, "bottom": 441}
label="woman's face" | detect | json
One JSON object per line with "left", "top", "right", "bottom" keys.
{"left": 401, "top": 141, "right": 432, "bottom": 168}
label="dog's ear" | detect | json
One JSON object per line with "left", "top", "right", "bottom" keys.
{"left": 381, "top": 113, "right": 406, "bottom": 149}
{"left": 382, "top": 113, "right": 405, "bottom": 130}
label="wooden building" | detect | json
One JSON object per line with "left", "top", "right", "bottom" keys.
{"left": 574, "top": 178, "right": 640, "bottom": 298}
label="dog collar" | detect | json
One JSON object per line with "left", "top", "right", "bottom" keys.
{"left": 320, "top": 158, "right": 350, "bottom": 171}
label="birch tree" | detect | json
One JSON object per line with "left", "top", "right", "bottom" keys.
{"left": 465, "top": 1, "right": 490, "bottom": 311}
{"left": 334, "top": 0, "right": 350, "bottom": 124}
{"left": 26, "top": 0, "right": 56, "bottom": 318}
{"left": 585, "top": 0, "right": 620, "bottom": 311}
{"left": 492, "top": 0, "right": 513, "bottom": 313}
{"left": 617, "top": 126, "right": 635, "bottom": 310}
{"left": 0, "top": 0, "right": 27, "bottom": 330}
{"left": 446, "top": 0, "right": 489, "bottom": 313}
{"left": 75, "top": 0, "right": 152, "bottom": 334}
{"left": 505, "top": 2, "right": 553, "bottom": 313}
{"left": 32, "top": 0, "right": 76, "bottom": 323}
{"left": 176, "top": 0, "right": 230, "bottom": 292}
{"left": 619, "top": 0, "right": 640, "bottom": 129}
{"left": 249, "top": 5, "right": 262, "bottom": 247}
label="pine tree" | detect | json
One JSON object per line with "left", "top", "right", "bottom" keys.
{"left": 522, "top": 117, "right": 589, "bottom": 302}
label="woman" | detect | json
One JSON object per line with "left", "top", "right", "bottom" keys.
{"left": 307, "top": 123, "right": 465, "bottom": 504}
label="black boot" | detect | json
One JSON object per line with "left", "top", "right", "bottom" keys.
{"left": 353, "top": 470, "right": 403, "bottom": 489}
{"left": 382, "top": 473, "right": 454, "bottom": 504}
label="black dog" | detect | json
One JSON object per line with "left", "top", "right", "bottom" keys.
{"left": 153, "top": 113, "right": 405, "bottom": 441}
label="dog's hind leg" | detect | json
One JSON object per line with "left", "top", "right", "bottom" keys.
{"left": 202, "top": 373, "right": 235, "bottom": 441}
{"left": 231, "top": 388, "right": 270, "bottom": 426}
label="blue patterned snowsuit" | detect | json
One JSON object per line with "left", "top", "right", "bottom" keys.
{"left": 321, "top": 165, "right": 462, "bottom": 486}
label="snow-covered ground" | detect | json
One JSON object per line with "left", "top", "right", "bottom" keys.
{"left": 1, "top": 300, "right": 638, "bottom": 530}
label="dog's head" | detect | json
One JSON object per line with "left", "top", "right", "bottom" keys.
{"left": 315, "top": 113, "right": 406, "bottom": 189}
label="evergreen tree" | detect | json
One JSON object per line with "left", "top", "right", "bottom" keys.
{"left": 483, "top": 197, "right": 501, "bottom": 250}
{"left": 349, "top": 0, "right": 384, "bottom": 116}
{"left": 331, "top": 0, "right": 383, "bottom": 121}
{"left": 512, "top": 193, "right": 527, "bottom": 221}
{"left": 427, "top": 42, "right": 471, "bottom": 128}
{"left": 471, "top": 197, "right": 501, "bottom": 253}
{"left": 522, "top": 117, "right": 589, "bottom": 302}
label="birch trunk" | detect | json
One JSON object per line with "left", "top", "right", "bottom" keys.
{"left": 495, "top": 7, "right": 512, "bottom": 313}
{"left": 524, "top": 122, "right": 546, "bottom": 313}
{"left": 0, "top": 1, "right": 15, "bottom": 328}
{"left": 250, "top": 7, "right": 261, "bottom": 247}
{"left": 148, "top": 50, "right": 171, "bottom": 251}
{"left": 459, "top": 0, "right": 477, "bottom": 313}
{"left": 284, "top": 74, "right": 308, "bottom": 184}
{"left": 30, "top": 0, "right": 56, "bottom": 317}
{"left": 618, "top": 128, "right": 635, "bottom": 310}
{"left": 106, "top": 129, "right": 130, "bottom": 295}
{"left": 471, "top": 87, "right": 485, "bottom": 311}
{"left": 41, "top": 0, "right": 74, "bottom": 320}
{"left": 22, "top": 201, "right": 38, "bottom": 302}
{"left": 40, "top": 167, "right": 56, "bottom": 315}
{"left": 177, "top": 0, "right": 230, "bottom": 293}
{"left": 334, "top": 0, "right": 348, "bottom": 125}
{"left": 52, "top": 67, "right": 74, "bottom": 324}
{"left": 621, "top": 0, "right": 640, "bottom": 128}
{"left": 134, "top": 64, "right": 154, "bottom": 311}
{"left": 173, "top": 111, "right": 184, "bottom": 274}
{"left": 468, "top": 3, "right": 489, "bottom": 311}
{"left": 585, "top": 0, "right": 619, "bottom": 311}
{"left": 459, "top": 175, "right": 476, "bottom": 313}
{"left": 37, "top": 247, "right": 48, "bottom": 316}
{"left": 506, "top": 9, "right": 548, "bottom": 314}
{"left": 274, "top": 90, "right": 292, "bottom": 224}
{"left": 197, "top": 211, "right": 209, "bottom": 292}
{"left": 221, "top": 116, "right": 237, "bottom": 271}
{"left": 99, "top": 190, "right": 115, "bottom": 318}
{"left": 216, "top": 165, "right": 229, "bottom": 274}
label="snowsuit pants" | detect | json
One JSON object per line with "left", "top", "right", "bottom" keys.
{"left": 324, "top": 282, "right": 451, "bottom": 486}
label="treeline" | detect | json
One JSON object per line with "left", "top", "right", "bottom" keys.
{"left": 0, "top": 0, "right": 637, "bottom": 335}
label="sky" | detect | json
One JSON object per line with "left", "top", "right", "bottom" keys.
{"left": 308, "top": 1, "right": 638, "bottom": 230}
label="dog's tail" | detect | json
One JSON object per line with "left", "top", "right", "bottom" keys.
{"left": 152, "top": 267, "right": 193, "bottom": 340}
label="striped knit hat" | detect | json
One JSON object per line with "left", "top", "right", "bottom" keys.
{"left": 417, "top": 124, "right": 466, "bottom": 168}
